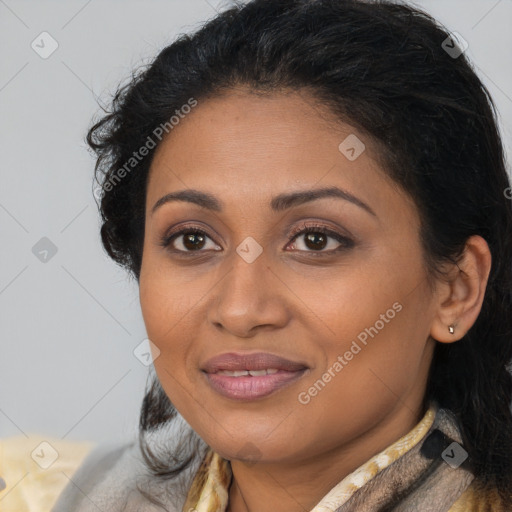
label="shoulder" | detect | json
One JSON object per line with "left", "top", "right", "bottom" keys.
{"left": 0, "top": 433, "right": 96, "bottom": 512}
{"left": 51, "top": 414, "right": 209, "bottom": 512}
{"left": 50, "top": 436, "right": 138, "bottom": 512}
{"left": 448, "top": 478, "right": 512, "bottom": 512}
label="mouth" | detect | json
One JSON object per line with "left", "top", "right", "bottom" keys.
{"left": 201, "top": 352, "right": 309, "bottom": 401}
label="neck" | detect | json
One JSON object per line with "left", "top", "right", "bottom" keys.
{"left": 225, "top": 400, "right": 426, "bottom": 512}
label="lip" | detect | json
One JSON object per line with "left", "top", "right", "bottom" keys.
{"left": 201, "top": 352, "right": 309, "bottom": 401}
{"left": 202, "top": 352, "right": 309, "bottom": 373}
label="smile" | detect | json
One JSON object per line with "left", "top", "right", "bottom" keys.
{"left": 201, "top": 351, "right": 309, "bottom": 401}
{"left": 215, "top": 369, "right": 279, "bottom": 376}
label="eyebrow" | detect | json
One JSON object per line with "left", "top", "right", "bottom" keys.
{"left": 151, "top": 186, "right": 377, "bottom": 217}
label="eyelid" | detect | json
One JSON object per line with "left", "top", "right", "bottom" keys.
{"left": 287, "top": 220, "right": 352, "bottom": 242}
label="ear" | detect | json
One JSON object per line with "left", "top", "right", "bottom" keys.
{"left": 430, "top": 235, "right": 492, "bottom": 343}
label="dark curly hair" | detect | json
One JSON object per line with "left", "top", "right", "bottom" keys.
{"left": 86, "top": 0, "right": 512, "bottom": 505}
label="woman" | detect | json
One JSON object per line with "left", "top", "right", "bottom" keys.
{"left": 47, "top": 0, "right": 512, "bottom": 510}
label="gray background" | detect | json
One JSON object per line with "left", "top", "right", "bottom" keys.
{"left": 1, "top": 0, "right": 511, "bottom": 445}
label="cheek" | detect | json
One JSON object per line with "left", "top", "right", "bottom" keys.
{"left": 139, "top": 262, "right": 194, "bottom": 341}
{"left": 308, "top": 262, "right": 430, "bottom": 394}
{"left": 139, "top": 264, "right": 203, "bottom": 387}
{"left": 295, "top": 265, "right": 402, "bottom": 353}
{"left": 139, "top": 273, "right": 198, "bottom": 421}
{"left": 292, "top": 311, "right": 428, "bottom": 456}
{"left": 139, "top": 275, "right": 168, "bottom": 341}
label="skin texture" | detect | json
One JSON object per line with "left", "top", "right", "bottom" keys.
{"left": 138, "top": 88, "right": 492, "bottom": 512}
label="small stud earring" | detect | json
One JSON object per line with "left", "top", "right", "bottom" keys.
{"left": 448, "top": 325, "right": 455, "bottom": 334}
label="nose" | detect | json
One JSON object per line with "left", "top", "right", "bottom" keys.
{"left": 208, "top": 247, "right": 290, "bottom": 338}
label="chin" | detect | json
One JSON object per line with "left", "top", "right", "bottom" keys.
{"left": 209, "top": 433, "right": 302, "bottom": 465}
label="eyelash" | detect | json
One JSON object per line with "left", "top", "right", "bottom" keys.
{"left": 159, "top": 222, "right": 354, "bottom": 257}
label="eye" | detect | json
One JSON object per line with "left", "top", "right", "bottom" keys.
{"left": 286, "top": 222, "right": 354, "bottom": 255}
{"left": 159, "top": 222, "right": 354, "bottom": 256}
{"left": 159, "top": 226, "right": 221, "bottom": 253}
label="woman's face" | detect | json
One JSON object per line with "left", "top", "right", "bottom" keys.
{"left": 139, "top": 88, "right": 439, "bottom": 464}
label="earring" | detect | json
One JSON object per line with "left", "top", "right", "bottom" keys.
{"left": 448, "top": 325, "right": 455, "bottom": 334}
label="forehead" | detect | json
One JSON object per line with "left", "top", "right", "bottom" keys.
{"left": 145, "top": 89, "right": 412, "bottom": 220}
{"left": 150, "top": 89, "right": 346, "bottom": 169}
